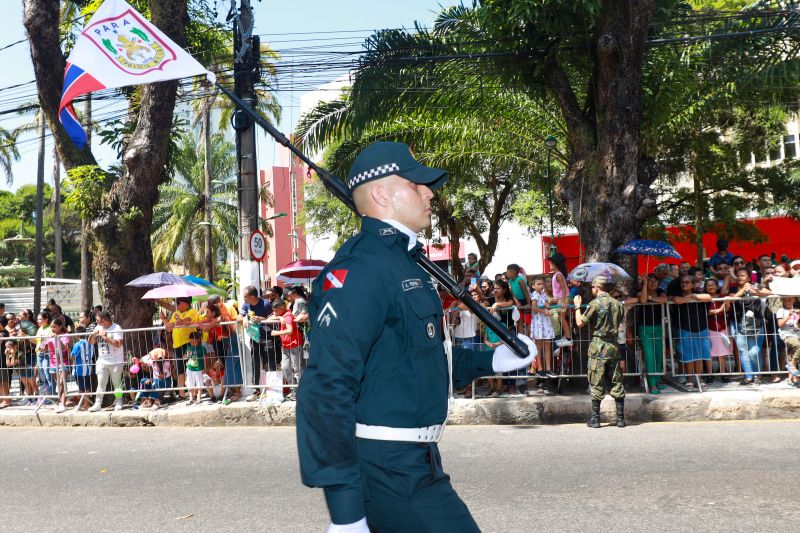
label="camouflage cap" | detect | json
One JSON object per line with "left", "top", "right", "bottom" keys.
{"left": 591, "top": 275, "right": 610, "bottom": 289}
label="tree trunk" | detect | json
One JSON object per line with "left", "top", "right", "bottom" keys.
{"left": 691, "top": 152, "right": 705, "bottom": 269}
{"left": 549, "top": 1, "right": 658, "bottom": 271}
{"left": 52, "top": 150, "right": 63, "bottom": 278}
{"left": 33, "top": 112, "right": 45, "bottom": 313}
{"left": 24, "top": 0, "right": 188, "bottom": 327}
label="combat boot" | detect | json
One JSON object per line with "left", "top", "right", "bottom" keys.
{"left": 587, "top": 399, "right": 601, "bottom": 428}
{"left": 615, "top": 398, "right": 626, "bottom": 428}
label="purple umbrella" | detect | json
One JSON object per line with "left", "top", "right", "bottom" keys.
{"left": 126, "top": 272, "right": 192, "bottom": 289}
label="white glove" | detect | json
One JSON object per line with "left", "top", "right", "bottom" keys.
{"left": 326, "top": 517, "right": 370, "bottom": 533}
{"left": 492, "top": 334, "right": 536, "bottom": 372}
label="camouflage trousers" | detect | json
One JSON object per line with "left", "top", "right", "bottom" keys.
{"left": 587, "top": 339, "right": 625, "bottom": 401}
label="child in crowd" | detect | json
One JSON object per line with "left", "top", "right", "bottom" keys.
{"left": 70, "top": 326, "right": 95, "bottom": 410}
{"left": 2, "top": 340, "right": 18, "bottom": 408}
{"left": 269, "top": 298, "right": 304, "bottom": 400}
{"left": 165, "top": 296, "right": 201, "bottom": 400}
{"left": 530, "top": 276, "right": 555, "bottom": 378}
{"left": 705, "top": 279, "right": 732, "bottom": 382}
{"left": 776, "top": 296, "right": 800, "bottom": 387}
{"left": 185, "top": 331, "right": 206, "bottom": 405}
{"left": 203, "top": 358, "right": 225, "bottom": 402}
{"left": 138, "top": 348, "right": 172, "bottom": 410}
{"left": 41, "top": 317, "right": 71, "bottom": 413}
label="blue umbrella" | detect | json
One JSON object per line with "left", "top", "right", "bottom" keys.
{"left": 613, "top": 239, "right": 681, "bottom": 259}
{"left": 126, "top": 272, "right": 192, "bottom": 288}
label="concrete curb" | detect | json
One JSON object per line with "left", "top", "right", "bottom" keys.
{"left": 1, "top": 389, "right": 799, "bottom": 427}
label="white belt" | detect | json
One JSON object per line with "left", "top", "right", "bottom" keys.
{"left": 355, "top": 423, "right": 444, "bottom": 443}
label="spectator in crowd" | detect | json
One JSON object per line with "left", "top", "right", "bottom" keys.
{"left": 2, "top": 339, "right": 17, "bottom": 408}
{"left": 34, "top": 310, "right": 54, "bottom": 405}
{"left": 705, "top": 278, "right": 732, "bottom": 382}
{"left": 480, "top": 279, "right": 495, "bottom": 306}
{"left": 654, "top": 264, "right": 672, "bottom": 291}
{"left": 755, "top": 254, "right": 773, "bottom": 283}
{"left": 137, "top": 347, "right": 171, "bottom": 410}
{"left": 41, "top": 316, "right": 71, "bottom": 413}
{"left": 666, "top": 261, "right": 692, "bottom": 297}
{"left": 184, "top": 331, "right": 206, "bottom": 405}
{"left": 712, "top": 262, "right": 733, "bottom": 295}
{"left": 451, "top": 297, "right": 480, "bottom": 348}
{"left": 729, "top": 256, "right": 746, "bottom": 290}
{"left": 71, "top": 326, "right": 95, "bottom": 410}
{"left": 730, "top": 268, "right": 770, "bottom": 385}
{"left": 288, "top": 286, "right": 310, "bottom": 323}
{"left": 637, "top": 274, "right": 668, "bottom": 393}
{"left": 466, "top": 252, "right": 480, "bottom": 277}
{"left": 672, "top": 275, "right": 712, "bottom": 388}
{"left": 204, "top": 358, "right": 225, "bottom": 402}
{"left": 13, "top": 309, "right": 38, "bottom": 403}
{"left": 669, "top": 264, "right": 680, "bottom": 280}
{"left": 0, "top": 302, "right": 4, "bottom": 316}
{"left": 776, "top": 297, "right": 800, "bottom": 387}
{"left": 165, "top": 296, "right": 202, "bottom": 400}
{"left": 689, "top": 267, "right": 705, "bottom": 293}
{"left": 78, "top": 308, "right": 97, "bottom": 334}
{"left": 240, "top": 285, "right": 273, "bottom": 402}
{"left": 790, "top": 259, "right": 800, "bottom": 277}
{"left": 269, "top": 298, "right": 304, "bottom": 401}
{"left": 530, "top": 276, "right": 555, "bottom": 378}
{"left": 775, "top": 262, "right": 791, "bottom": 278}
{"left": 88, "top": 311, "right": 125, "bottom": 411}
{"left": 548, "top": 253, "right": 573, "bottom": 347}
{"left": 486, "top": 279, "right": 518, "bottom": 396}
{"left": 761, "top": 266, "right": 784, "bottom": 381}
{"left": 708, "top": 239, "right": 734, "bottom": 275}
{"left": 50, "top": 304, "right": 75, "bottom": 333}
{"left": 506, "top": 264, "right": 532, "bottom": 334}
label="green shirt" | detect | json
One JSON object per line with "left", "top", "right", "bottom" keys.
{"left": 185, "top": 344, "right": 205, "bottom": 372}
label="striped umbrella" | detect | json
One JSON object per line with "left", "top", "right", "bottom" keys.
{"left": 276, "top": 259, "right": 328, "bottom": 285}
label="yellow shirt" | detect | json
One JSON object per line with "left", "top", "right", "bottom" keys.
{"left": 169, "top": 308, "right": 201, "bottom": 348}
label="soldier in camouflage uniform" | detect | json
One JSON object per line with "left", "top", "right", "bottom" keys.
{"left": 574, "top": 276, "right": 626, "bottom": 428}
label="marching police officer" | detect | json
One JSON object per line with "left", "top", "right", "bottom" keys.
{"left": 573, "top": 275, "right": 626, "bottom": 428}
{"left": 296, "top": 142, "right": 534, "bottom": 532}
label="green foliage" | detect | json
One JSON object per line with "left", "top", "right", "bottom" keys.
{"left": 63, "top": 164, "right": 112, "bottom": 219}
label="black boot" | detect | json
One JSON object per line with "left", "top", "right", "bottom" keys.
{"left": 615, "top": 398, "right": 626, "bottom": 428}
{"left": 587, "top": 399, "right": 601, "bottom": 428}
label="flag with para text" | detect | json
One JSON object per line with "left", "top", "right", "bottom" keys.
{"left": 59, "top": 0, "right": 215, "bottom": 148}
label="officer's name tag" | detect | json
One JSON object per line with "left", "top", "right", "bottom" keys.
{"left": 401, "top": 279, "right": 423, "bottom": 291}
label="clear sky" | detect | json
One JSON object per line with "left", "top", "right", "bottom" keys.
{"left": 0, "top": 0, "right": 459, "bottom": 192}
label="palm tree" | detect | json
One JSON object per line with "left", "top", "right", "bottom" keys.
{"left": 151, "top": 132, "right": 272, "bottom": 276}
{"left": 0, "top": 126, "right": 20, "bottom": 186}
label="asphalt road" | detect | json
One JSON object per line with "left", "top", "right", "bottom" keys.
{"left": 1, "top": 421, "right": 798, "bottom": 532}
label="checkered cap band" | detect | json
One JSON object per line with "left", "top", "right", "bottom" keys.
{"left": 348, "top": 162, "right": 400, "bottom": 190}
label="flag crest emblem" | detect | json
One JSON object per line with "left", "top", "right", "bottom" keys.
{"left": 84, "top": 9, "right": 175, "bottom": 76}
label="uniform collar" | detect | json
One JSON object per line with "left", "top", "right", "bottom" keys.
{"left": 361, "top": 216, "right": 418, "bottom": 251}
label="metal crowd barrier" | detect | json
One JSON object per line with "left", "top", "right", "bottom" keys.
{"left": 445, "top": 294, "right": 796, "bottom": 396}
{"left": 0, "top": 319, "right": 309, "bottom": 413}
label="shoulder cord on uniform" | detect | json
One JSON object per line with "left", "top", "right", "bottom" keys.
{"left": 439, "top": 283, "right": 454, "bottom": 443}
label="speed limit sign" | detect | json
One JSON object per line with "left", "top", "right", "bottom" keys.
{"left": 249, "top": 230, "right": 267, "bottom": 261}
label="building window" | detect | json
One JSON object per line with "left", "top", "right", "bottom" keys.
{"left": 784, "top": 134, "right": 797, "bottom": 159}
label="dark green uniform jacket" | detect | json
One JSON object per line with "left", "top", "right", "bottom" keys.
{"left": 296, "top": 217, "right": 494, "bottom": 525}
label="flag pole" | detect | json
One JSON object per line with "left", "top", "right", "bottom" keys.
{"left": 215, "top": 82, "right": 529, "bottom": 358}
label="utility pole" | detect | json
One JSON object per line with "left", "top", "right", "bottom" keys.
{"left": 81, "top": 95, "right": 93, "bottom": 310}
{"left": 52, "top": 151, "right": 63, "bottom": 278}
{"left": 232, "top": 0, "right": 260, "bottom": 292}
{"left": 33, "top": 111, "right": 45, "bottom": 313}
{"left": 203, "top": 100, "right": 213, "bottom": 280}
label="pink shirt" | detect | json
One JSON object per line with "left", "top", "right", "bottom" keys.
{"left": 552, "top": 271, "right": 567, "bottom": 299}
{"left": 42, "top": 335, "right": 71, "bottom": 367}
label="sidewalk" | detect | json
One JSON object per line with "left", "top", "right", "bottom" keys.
{"left": 1, "top": 380, "right": 799, "bottom": 427}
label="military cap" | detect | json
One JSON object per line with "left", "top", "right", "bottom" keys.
{"left": 346, "top": 142, "right": 448, "bottom": 192}
{"left": 591, "top": 275, "right": 610, "bottom": 289}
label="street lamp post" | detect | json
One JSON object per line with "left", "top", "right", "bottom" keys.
{"left": 544, "top": 135, "right": 558, "bottom": 257}
{"left": 288, "top": 230, "right": 313, "bottom": 261}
